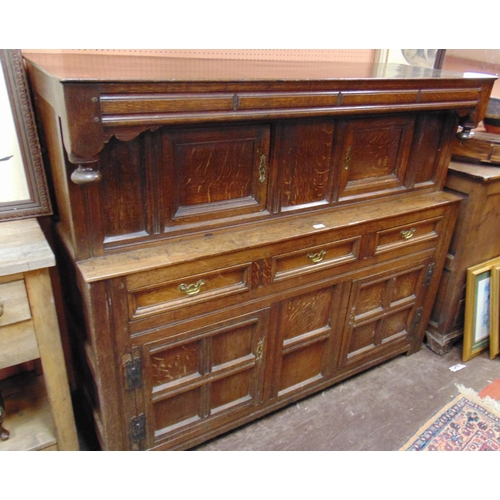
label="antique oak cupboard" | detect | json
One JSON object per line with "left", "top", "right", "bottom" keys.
{"left": 22, "top": 53, "right": 495, "bottom": 450}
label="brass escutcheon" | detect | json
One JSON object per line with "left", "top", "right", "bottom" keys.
{"left": 259, "top": 155, "right": 266, "bottom": 183}
{"left": 178, "top": 279, "right": 206, "bottom": 296}
{"left": 307, "top": 249, "right": 326, "bottom": 263}
{"left": 255, "top": 339, "right": 264, "bottom": 362}
{"left": 344, "top": 147, "right": 351, "bottom": 170}
{"left": 400, "top": 228, "right": 416, "bottom": 240}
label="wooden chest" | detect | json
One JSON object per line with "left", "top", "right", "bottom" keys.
{"left": 23, "top": 53, "right": 495, "bottom": 450}
{"left": 426, "top": 134, "right": 500, "bottom": 354}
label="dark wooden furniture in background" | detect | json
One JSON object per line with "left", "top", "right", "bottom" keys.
{"left": 426, "top": 132, "right": 500, "bottom": 354}
{"left": 23, "top": 52, "right": 495, "bottom": 450}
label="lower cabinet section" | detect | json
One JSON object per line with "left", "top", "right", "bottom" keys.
{"left": 65, "top": 193, "right": 459, "bottom": 450}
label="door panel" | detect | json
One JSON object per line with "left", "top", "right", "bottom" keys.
{"left": 272, "top": 284, "right": 347, "bottom": 398}
{"left": 139, "top": 309, "right": 269, "bottom": 448}
{"left": 162, "top": 124, "right": 271, "bottom": 227}
{"left": 337, "top": 115, "right": 415, "bottom": 201}
{"left": 340, "top": 258, "right": 431, "bottom": 367}
{"left": 275, "top": 119, "right": 336, "bottom": 211}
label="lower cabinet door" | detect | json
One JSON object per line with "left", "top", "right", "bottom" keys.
{"left": 271, "top": 282, "right": 349, "bottom": 399}
{"left": 339, "top": 257, "right": 434, "bottom": 368}
{"left": 136, "top": 309, "right": 269, "bottom": 450}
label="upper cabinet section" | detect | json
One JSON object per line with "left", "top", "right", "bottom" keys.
{"left": 22, "top": 53, "right": 496, "bottom": 260}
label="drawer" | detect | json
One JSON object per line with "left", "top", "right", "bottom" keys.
{"left": 271, "top": 234, "right": 361, "bottom": 282}
{"left": 374, "top": 216, "right": 442, "bottom": 255}
{"left": 0, "top": 320, "right": 39, "bottom": 369}
{"left": 0, "top": 279, "right": 32, "bottom": 327}
{"left": 128, "top": 262, "right": 253, "bottom": 320}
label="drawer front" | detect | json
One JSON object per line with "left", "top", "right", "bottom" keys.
{"left": 0, "top": 320, "right": 39, "bottom": 369}
{"left": 271, "top": 235, "right": 361, "bottom": 282}
{"left": 0, "top": 279, "right": 32, "bottom": 327}
{"left": 128, "top": 263, "right": 253, "bottom": 320}
{"left": 374, "top": 216, "right": 442, "bottom": 255}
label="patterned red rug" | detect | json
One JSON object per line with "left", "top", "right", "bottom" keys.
{"left": 400, "top": 383, "right": 500, "bottom": 451}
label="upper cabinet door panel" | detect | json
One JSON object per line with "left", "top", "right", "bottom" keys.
{"left": 162, "top": 124, "right": 271, "bottom": 227}
{"left": 275, "top": 119, "right": 336, "bottom": 212}
{"left": 406, "top": 112, "right": 457, "bottom": 189}
{"left": 336, "top": 115, "right": 415, "bottom": 201}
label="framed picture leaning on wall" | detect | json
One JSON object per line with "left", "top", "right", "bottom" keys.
{"left": 489, "top": 263, "right": 500, "bottom": 359}
{"left": 463, "top": 256, "right": 500, "bottom": 361}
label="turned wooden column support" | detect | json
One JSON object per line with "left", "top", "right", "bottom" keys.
{"left": 68, "top": 154, "right": 102, "bottom": 185}
{"left": 71, "top": 164, "right": 102, "bottom": 185}
{"left": 456, "top": 126, "right": 475, "bottom": 141}
{"left": 456, "top": 115, "right": 476, "bottom": 141}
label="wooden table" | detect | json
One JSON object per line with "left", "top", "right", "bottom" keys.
{"left": 0, "top": 218, "right": 78, "bottom": 450}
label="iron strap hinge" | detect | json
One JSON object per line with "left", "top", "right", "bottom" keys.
{"left": 423, "top": 262, "right": 435, "bottom": 287}
{"left": 125, "top": 357, "right": 143, "bottom": 390}
{"left": 130, "top": 413, "right": 146, "bottom": 444}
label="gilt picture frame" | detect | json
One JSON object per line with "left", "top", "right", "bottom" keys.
{"left": 0, "top": 49, "right": 51, "bottom": 220}
{"left": 463, "top": 257, "right": 500, "bottom": 361}
{"left": 489, "top": 264, "right": 500, "bottom": 359}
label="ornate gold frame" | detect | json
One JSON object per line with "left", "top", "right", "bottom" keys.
{"left": 463, "top": 256, "right": 500, "bottom": 361}
{"left": 489, "top": 264, "right": 500, "bottom": 359}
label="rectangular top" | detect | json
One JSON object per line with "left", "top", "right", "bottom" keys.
{"left": 0, "top": 219, "right": 54, "bottom": 276}
{"left": 22, "top": 52, "right": 496, "bottom": 84}
{"left": 448, "top": 160, "right": 500, "bottom": 182}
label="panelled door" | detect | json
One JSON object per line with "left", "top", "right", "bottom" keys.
{"left": 134, "top": 309, "right": 270, "bottom": 450}
{"left": 271, "top": 282, "right": 350, "bottom": 399}
{"left": 335, "top": 115, "right": 416, "bottom": 201}
{"left": 162, "top": 124, "right": 271, "bottom": 228}
{"left": 339, "top": 257, "right": 435, "bottom": 368}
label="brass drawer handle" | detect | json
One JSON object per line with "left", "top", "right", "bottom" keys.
{"left": 400, "top": 228, "right": 416, "bottom": 240}
{"left": 307, "top": 249, "right": 326, "bottom": 263}
{"left": 178, "top": 279, "right": 206, "bottom": 296}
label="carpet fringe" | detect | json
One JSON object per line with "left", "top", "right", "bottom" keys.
{"left": 456, "top": 384, "right": 500, "bottom": 416}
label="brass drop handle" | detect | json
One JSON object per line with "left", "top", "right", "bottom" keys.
{"left": 308, "top": 249, "right": 326, "bottom": 263}
{"left": 400, "top": 228, "right": 416, "bottom": 240}
{"left": 178, "top": 279, "right": 206, "bottom": 296}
